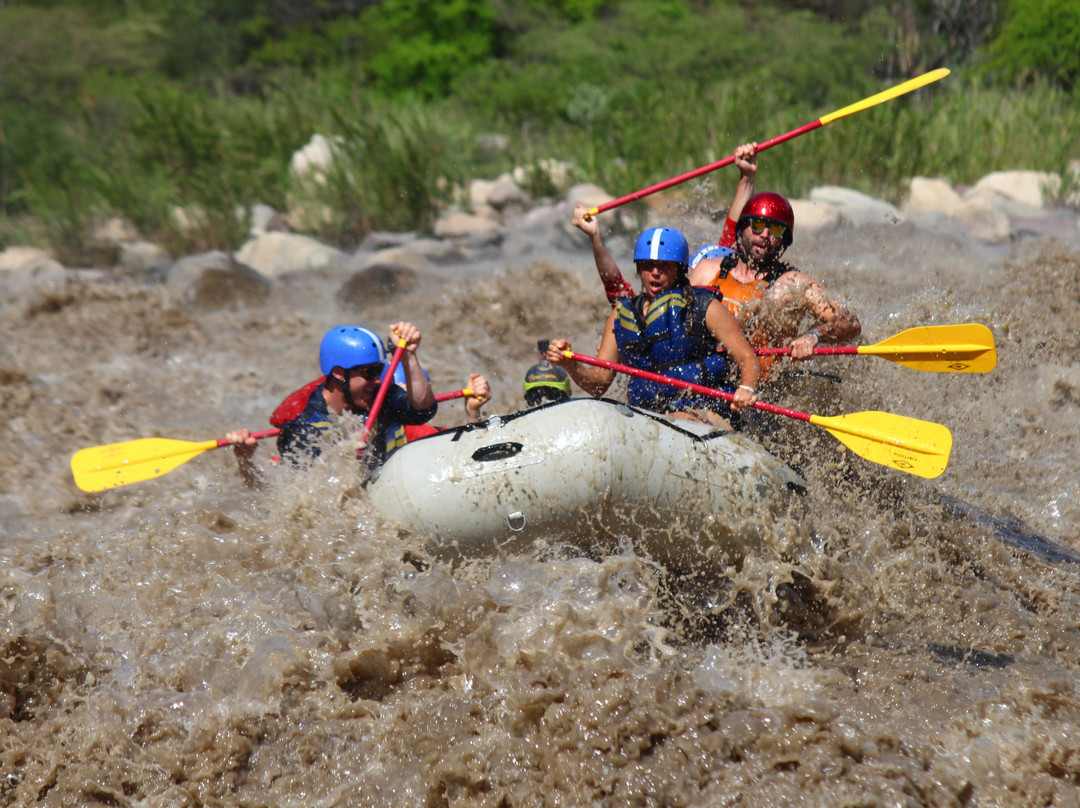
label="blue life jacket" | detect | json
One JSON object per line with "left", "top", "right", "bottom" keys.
{"left": 276, "top": 381, "right": 416, "bottom": 465}
{"left": 612, "top": 287, "right": 730, "bottom": 413}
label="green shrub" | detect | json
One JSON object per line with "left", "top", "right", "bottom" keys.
{"left": 357, "top": 0, "right": 500, "bottom": 98}
{"left": 984, "top": 0, "right": 1080, "bottom": 90}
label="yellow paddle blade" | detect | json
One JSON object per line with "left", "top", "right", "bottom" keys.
{"left": 71, "top": 437, "right": 221, "bottom": 493}
{"left": 861, "top": 324, "right": 997, "bottom": 373}
{"left": 819, "top": 68, "right": 950, "bottom": 125}
{"left": 809, "top": 411, "right": 953, "bottom": 479}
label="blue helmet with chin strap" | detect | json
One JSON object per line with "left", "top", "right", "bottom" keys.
{"left": 690, "top": 244, "right": 738, "bottom": 269}
{"left": 633, "top": 227, "right": 689, "bottom": 267}
{"left": 319, "top": 326, "right": 385, "bottom": 376}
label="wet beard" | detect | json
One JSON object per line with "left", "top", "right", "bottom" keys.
{"left": 739, "top": 234, "right": 782, "bottom": 274}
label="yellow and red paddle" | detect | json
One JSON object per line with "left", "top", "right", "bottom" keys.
{"left": 586, "top": 68, "right": 950, "bottom": 218}
{"left": 73, "top": 378, "right": 471, "bottom": 493}
{"left": 71, "top": 428, "right": 281, "bottom": 493}
{"left": 758, "top": 323, "right": 997, "bottom": 373}
{"left": 551, "top": 346, "right": 953, "bottom": 479}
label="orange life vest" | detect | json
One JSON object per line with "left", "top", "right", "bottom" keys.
{"left": 707, "top": 271, "right": 781, "bottom": 377}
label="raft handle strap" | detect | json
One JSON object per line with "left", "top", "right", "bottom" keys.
{"left": 472, "top": 442, "right": 524, "bottom": 462}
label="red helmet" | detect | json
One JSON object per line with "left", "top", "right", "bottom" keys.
{"left": 738, "top": 192, "right": 794, "bottom": 248}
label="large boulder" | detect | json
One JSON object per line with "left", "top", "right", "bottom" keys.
{"left": 790, "top": 199, "right": 843, "bottom": 238}
{"left": 467, "top": 178, "right": 495, "bottom": 212}
{"left": 953, "top": 198, "right": 1012, "bottom": 244}
{"left": 903, "top": 177, "right": 964, "bottom": 217}
{"left": 247, "top": 203, "right": 290, "bottom": 236}
{"left": 433, "top": 210, "right": 506, "bottom": 245}
{"left": 809, "top": 186, "right": 905, "bottom": 228}
{"left": 166, "top": 251, "right": 270, "bottom": 309}
{"left": 563, "top": 182, "right": 614, "bottom": 213}
{"left": 486, "top": 173, "right": 532, "bottom": 212}
{"left": 118, "top": 241, "right": 172, "bottom": 277}
{"left": 513, "top": 159, "right": 575, "bottom": 195}
{"left": 969, "top": 170, "right": 1060, "bottom": 208}
{"left": 0, "top": 247, "right": 69, "bottom": 298}
{"left": 501, "top": 203, "right": 569, "bottom": 257}
{"left": 338, "top": 265, "right": 418, "bottom": 308}
{"left": 350, "top": 246, "right": 437, "bottom": 274}
{"left": 352, "top": 236, "right": 464, "bottom": 266}
{"left": 398, "top": 238, "right": 466, "bottom": 264}
{"left": 92, "top": 217, "right": 139, "bottom": 245}
{"left": 1068, "top": 160, "right": 1080, "bottom": 207}
{"left": 235, "top": 232, "right": 347, "bottom": 278}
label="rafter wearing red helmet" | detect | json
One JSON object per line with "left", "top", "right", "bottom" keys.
{"left": 571, "top": 143, "right": 860, "bottom": 382}
{"left": 686, "top": 143, "right": 860, "bottom": 373}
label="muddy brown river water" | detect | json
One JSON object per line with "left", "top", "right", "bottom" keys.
{"left": 2, "top": 214, "right": 1079, "bottom": 806}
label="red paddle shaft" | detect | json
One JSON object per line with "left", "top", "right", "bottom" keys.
{"left": 361, "top": 339, "right": 407, "bottom": 443}
{"left": 556, "top": 346, "right": 813, "bottom": 424}
{"left": 589, "top": 69, "right": 949, "bottom": 217}
{"left": 215, "top": 428, "right": 279, "bottom": 447}
{"left": 592, "top": 121, "right": 823, "bottom": 216}
{"left": 756, "top": 346, "right": 859, "bottom": 357}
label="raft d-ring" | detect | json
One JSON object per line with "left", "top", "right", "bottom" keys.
{"left": 506, "top": 511, "right": 526, "bottom": 532}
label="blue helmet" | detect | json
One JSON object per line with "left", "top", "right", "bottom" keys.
{"left": 633, "top": 227, "right": 689, "bottom": 267}
{"left": 319, "top": 326, "right": 385, "bottom": 376}
{"left": 689, "top": 244, "right": 738, "bottom": 269}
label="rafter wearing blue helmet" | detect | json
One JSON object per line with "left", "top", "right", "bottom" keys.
{"left": 225, "top": 322, "right": 439, "bottom": 485}
{"left": 542, "top": 222, "right": 762, "bottom": 428}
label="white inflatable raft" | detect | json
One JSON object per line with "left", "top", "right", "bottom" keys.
{"left": 367, "top": 398, "right": 807, "bottom": 569}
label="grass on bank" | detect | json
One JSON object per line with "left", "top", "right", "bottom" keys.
{"left": 5, "top": 72, "right": 1079, "bottom": 265}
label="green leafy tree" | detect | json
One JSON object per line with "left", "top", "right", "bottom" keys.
{"left": 985, "top": 0, "right": 1080, "bottom": 89}
{"left": 357, "top": 0, "right": 500, "bottom": 97}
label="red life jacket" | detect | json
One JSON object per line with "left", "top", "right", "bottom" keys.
{"left": 272, "top": 376, "right": 440, "bottom": 445}
{"left": 270, "top": 377, "right": 326, "bottom": 427}
{"left": 404, "top": 423, "right": 440, "bottom": 442}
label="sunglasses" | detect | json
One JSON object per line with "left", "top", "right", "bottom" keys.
{"left": 525, "top": 387, "right": 569, "bottom": 407}
{"left": 351, "top": 363, "right": 385, "bottom": 381}
{"left": 748, "top": 217, "right": 788, "bottom": 238}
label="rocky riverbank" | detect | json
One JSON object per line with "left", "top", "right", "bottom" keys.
{"left": 2, "top": 158, "right": 1078, "bottom": 311}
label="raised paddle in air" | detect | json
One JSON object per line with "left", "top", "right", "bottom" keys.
{"left": 587, "top": 69, "right": 950, "bottom": 217}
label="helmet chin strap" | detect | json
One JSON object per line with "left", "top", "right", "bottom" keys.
{"left": 341, "top": 369, "right": 358, "bottom": 411}
{"left": 332, "top": 368, "right": 366, "bottom": 413}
